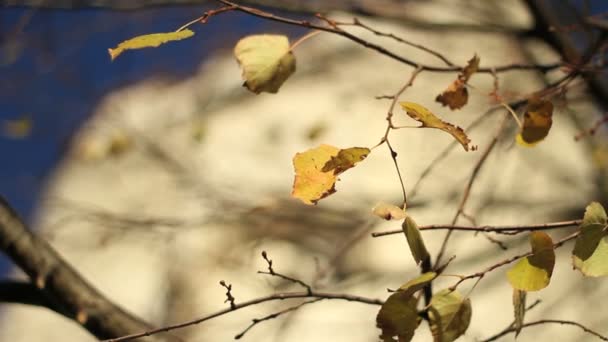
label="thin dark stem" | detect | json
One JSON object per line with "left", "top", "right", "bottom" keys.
{"left": 234, "top": 298, "right": 323, "bottom": 339}
{"left": 371, "top": 219, "right": 582, "bottom": 238}
{"left": 215, "top": 0, "right": 562, "bottom": 74}
{"left": 102, "top": 290, "right": 383, "bottom": 342}
{"left": 482, "top": 319, "right": 608, "bottom": 341}
{"left": 435, "top": 112, "right": 510, "bottom": 267}
{"left": 260, "top": 251, "right": 312, "bottom": 295}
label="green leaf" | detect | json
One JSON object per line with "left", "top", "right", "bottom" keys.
{"left": 398, "top": 272, "right": 437, "bottom": 297}
{"left": 507, "top": 232, "right": 555, "bottom": 291}
{"left": 402, "top": 216, "right": 430, "bottom": 265}
{"left": 429, "top": 289, "right": 472, "bottom": 342}
{"left": 572, "top": 202, "right": 608, "bottom": 277}
{"left": 399, "top": 102, "right": 471, "bottom": 151}
{"left": 512, "top": 289, "right": 526, "bottom": 337}
{"left": 108, "top": 29, "right": 194, "bottom": 61}
{"left": 376, "top": 292, "right": 420, "bottom": 342}
{"left": 234, "top": 34, "right": 296, "bottom": 94}
{"left": 291, "top": 145, "right": 369, "bottom": 205}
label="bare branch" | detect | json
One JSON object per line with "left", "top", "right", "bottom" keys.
{"left": 103, "top": 290, "right": 383, "bottom": 342}
{"left": 0, "top": 196, "right": 177, "bottom": 341}
{"left": 371, "top": 219, "right": 582, "bottom": 238}
{"left": 482, "top": 319, "right": 608, "bottom": 342}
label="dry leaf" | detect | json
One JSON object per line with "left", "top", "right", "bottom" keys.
{"left": 292, "top": 145, "right": 369, "bottom": 205}
{"left": 400, "top": 101, "right": 471, "bottom": 151}
{"left": 516, "top": 98, "right": 553, "bottom": 146}
{"left": 108, "top": 29, "right": 194, "bottom": 60}
{"left": 436, "top": 55, "right": 479, "bottom": 110}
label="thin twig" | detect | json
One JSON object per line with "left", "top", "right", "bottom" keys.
{"left": 260, "top": 251, "right": 312, "bottom": 295}
{"left": 214, "top": 0, "right": 562, "bottom": 74}
{"left": 102, "top": 290, "right": 383, "bottom": 342}
{"left": 448, "top": 231, "right": 579, "bottom": 290}
{"left": 482, "top": 319, "right": 608, "bottom": 341}
{"left": 371, "top": 219, "right": 582, "bottom": 237}
{"left": 435, "top": 111, "right": 510, "bottom": 267}
{"left": 234, "top": 298, "right": 323, "bottom": 339}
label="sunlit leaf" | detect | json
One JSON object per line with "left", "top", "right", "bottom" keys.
{"left": 572, "top": 202, "right": 608, "bottom": 277}
{"left": 402, "top": 216, "right": 430, "bottom": 265}
{"left": 322, "top": 147, "right": 370, "bottom": 174}
{"left": 292, "top": 144, "right": 369, "bottom": 205}
{"left": 376, "top": 291, "right": 420, "bottom": 342}
{"left": 399, "top": 102, "right": 471, "bottom": 151}
{"left": 372, "top": 202, "right": 406, "bottom": 221}
{"left": 398, "top": 272, "right": 437, "bottom": 297}
{"left": 507, "top": 232, "right": 555, "bottom": 291}
{"left": 429, "top": 289, "right": 472, "bottom": 342}
{"left": 234, "top": 34, "right": 296, "bottom": 94}
{"left": 516, "top": 98, "right": 553, "bottom": 146}
{"left": 2, "top": 116, "right": 32, "bottom": 139}
{"left": 436, "top": 55, "right": 478, "bottom": 110}
{"left": 108, "top": 29, "right": 194, "bottom": 61}
{"left": 513, "top": 289, "right": 526, "bottom": 337}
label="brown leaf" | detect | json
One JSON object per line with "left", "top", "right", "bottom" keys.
{"left": 436, "top": 79, "right": 468, "bottom": 110}
{"left": 516, "top": 98, "right": 553, "bottom": 146}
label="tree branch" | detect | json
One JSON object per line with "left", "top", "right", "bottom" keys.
{"left": 371, "top": 219, "right": 582, "bottom": 237}
{"left": 0, "top": 196, "right": 176, "bottom": 341}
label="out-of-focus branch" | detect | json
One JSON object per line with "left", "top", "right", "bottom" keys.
{"left": 0, "top": 196, "right": 176, "bottom": 341}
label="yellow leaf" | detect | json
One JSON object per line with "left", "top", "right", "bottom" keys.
{"left": 436, "top": 55, "right": 478, "bottom": 110}
{"left": 507, "top": 232, "right": 555, "bottom": 291}
{"left": 399, "top": 102, "right": 471, "bottom": 151}
{"left": 234, "top": 34, "right": 296, "bottom": 94}
{"left": 322, "top": 147, "right": 370, "bottom": 174}
{"left": 516, "top": 98, "right": 553, "bottom": 146}
{"left": 108, "top": 29, "right": 195, "bottom": 61}
{"left": 572, "top": 202, "right": 608, "bottom": 277}
{"left": 372, "top": 202, "right": 406, "bottom": 221}
{"left": 291, "top": 145, "right": 369, "bottom": 205}
{"left": 2, "top": 116, "right": 32, "bottom": 139}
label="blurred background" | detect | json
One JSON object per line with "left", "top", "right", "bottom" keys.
{"left": 1, "top": 0, "right": 608, "bottom": 341}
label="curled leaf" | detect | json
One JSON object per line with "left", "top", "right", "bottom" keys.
{"left": 436, "top": 55, "right": 479, "bottom": 110}
{"left": 436, "top": 80, "right": 468, "bottom": 110}
{"left": 402, "top": 216, "right": 430, "bottom": 265}
{"left": 322, "top": 147, "right": 370, "bottom": 174}
{"left": 372, "top": 202, "right": 406, "bottom": 220}
{"left": 429, "top": 289, "right": 472, "bottom": 342}
{"left": 572, "top": 202, "right": 608, "bottom": 277}
{"left": 507, "top": 232, "right": 555, "bottom": 291}
{"left": 234, "top": 34, "right": 296, "bottom": 94}
{"left": 513, "top": 289, "right": 526, "bottom": 337}
{"left": 398, "top": 272, "right": 437, "bottom": 297}
{"left": 108, "top": 29, "right": 194, "bottom": 61}
{"left": 516, "top": 98, "right": 553, "bottom": 146}
{"left": 400, "top": 102, "right": 471, "bottom": 151}
{"left": 291, "top": 145, "right": 369, "bottom": 205}
{"left": 376, "top": 292, "right": 420, "bottom": 342}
